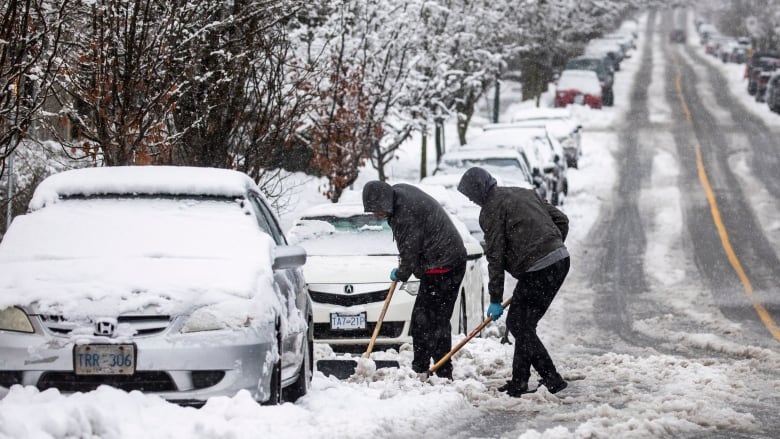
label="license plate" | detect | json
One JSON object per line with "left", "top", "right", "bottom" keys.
{"left": 74, "top": 344, "right": 136, "bottom": 375}
{"left": 574, "top": 94, "right": 585, "bottom": 104}
{"left": 330, "top": 312, "right": 367, "bottom": 330}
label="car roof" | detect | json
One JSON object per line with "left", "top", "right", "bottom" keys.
{"left": 29, "top": 166, "right": 258, "bottom": 211}
{"left": 442, "top": 148, "right": 520, "bottom": 160}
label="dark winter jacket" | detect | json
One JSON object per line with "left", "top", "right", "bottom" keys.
{"left": 458, "top": 167, "right": 568, "bottom": 303}
{"left": 363, "top": 181, "right": 467, "bottom": 282}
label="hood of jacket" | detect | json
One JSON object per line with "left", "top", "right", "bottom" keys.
{"left": 362, "top": 180, "right": 394, "bottom": 215}
{"left": 457, "top": 167, "right": 497, "bottom": 207}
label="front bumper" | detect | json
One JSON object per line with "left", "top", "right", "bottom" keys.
{"left": 310, "top": 283, "right": 417, "bottom": 348}
{"left": 0, "top": 320, "right": 278, "bottom": 403}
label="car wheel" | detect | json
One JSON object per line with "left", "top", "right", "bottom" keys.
{"left": 458, "top": 290, "right": 468, "bottom": 335}
{"left": 283, "top": 319, "right": 313, "bottom": 402}
{"left": 262, "top": 330, "right": 283, "bottom": 405}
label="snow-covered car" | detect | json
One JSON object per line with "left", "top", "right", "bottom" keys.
{"left": 288, "top": 202, "right": 485, "bottom": 350}
{"left": 510, "top": 107, "right": 583, "bottom": 168}
{"left": 434, "top": 148, "right": 536, "bottom": 193}
{"left": 466, "top": 124, "right": 569, "bottom": 206}
{"left": 0, "top": 166, "right": 311, "bottom": 406}
{"left": 554, "top": 69, "right": 603, "bottom": 109}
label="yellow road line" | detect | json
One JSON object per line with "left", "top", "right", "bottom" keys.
{"left": 675, "top": 67, "right": 780, "bottom": 342}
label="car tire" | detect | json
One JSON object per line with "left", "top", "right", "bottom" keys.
{"left": 262, "top": 331, "right": 283, "bottom": 405}
{"left": 283, "top": 319, "right": 313, "bottom": 402}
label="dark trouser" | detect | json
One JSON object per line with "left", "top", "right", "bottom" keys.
{"left": 410, "top": 262, "right": 466, "bottom": 378}
{"left": 506, "top": 257, "right": 570, "bottom": 386}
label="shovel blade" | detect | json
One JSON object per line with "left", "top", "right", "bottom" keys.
{"left": 316, "top": 359, "right": 400, "bottom": 379}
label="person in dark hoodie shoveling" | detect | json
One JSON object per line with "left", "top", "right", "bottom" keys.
{"left": 362, "top": 181, "right": 467, "bottom": 380}
{"left": 458, "top": 167, "right": 570, "bottom": 397}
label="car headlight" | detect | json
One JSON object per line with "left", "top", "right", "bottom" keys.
{"left": 181, "top": 306, "right": 252, "bottom": 333}
{"left": 400, "top": 281, "right": 420, "bottom": 296}
{"left": 0, "top": 307, "right": 34, "bottom": 333}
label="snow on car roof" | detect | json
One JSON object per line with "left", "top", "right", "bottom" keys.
{"left": 443, "top": 147, "right": 521, "bottom": 160}
{"left": 557, "top": 69, "right": 602, "bottom": 95}
{"left": 29, "top": 166, "right": 258, "bottom": 211}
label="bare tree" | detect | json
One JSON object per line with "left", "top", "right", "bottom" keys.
{"left": 1, "top": 0, "right": 69, "bottom": 178}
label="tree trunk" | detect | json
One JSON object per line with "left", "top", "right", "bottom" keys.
{"left": 492, "top": 80, "right": 500, "bottom": 123}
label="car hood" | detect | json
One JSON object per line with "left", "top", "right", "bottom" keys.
{"left": 303, "top": 255, "right": 399, "bottom": 284}
{"left": 0, "top": 256, "right": 278, "bottom": 319}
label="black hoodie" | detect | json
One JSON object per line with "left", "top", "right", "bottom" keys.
{"left": 363, "top": 181, "right": 466, "bottom": 282}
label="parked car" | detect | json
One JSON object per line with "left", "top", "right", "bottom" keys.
{"left": 287, "top": 202, "right": 485, "bottom": 351}
{"left": 745, "top": 53, "right": 780, "bottom": 95}
{"left": 766, "top": 71, "right": 780, "bottom": 113}
{"left": 756, "top": 69, "right": 777, "bottom": 102}
{"left": 669, "top": 29, "right": 686, "bottom": 43}
{"left": 564, "top": 55, "right": 614, "bottom": 106}
{"left": 0, "top": 166, "right": 311, "bottom": 406}
{"left": 473, "top": 124, "right": 569, "bottom": 206}
{"left": 434, "top": 147, "right": 537, "bottom": 194}
{"left": 554, "top": 69, "right": 603, "bottom": 109}
{"left": 510, "top": 107, "right": 583, "bottom": 168}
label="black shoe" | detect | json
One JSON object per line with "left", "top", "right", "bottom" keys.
{"left": 539, "top": 377, "right": 568, "bottom": 394}
{"left": 497, "top": 381, "right": 536, "bottom": 397}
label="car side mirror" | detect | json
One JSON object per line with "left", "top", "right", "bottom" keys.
{"left": 273, "top": 245, "right": 307, "bottom": 270}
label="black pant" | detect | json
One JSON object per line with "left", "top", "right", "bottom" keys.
{"left": 506, "top": 257, "right": 570, "bottom": 385}
{"left": 410, "top": 262, "right": 466, "bottom": 377}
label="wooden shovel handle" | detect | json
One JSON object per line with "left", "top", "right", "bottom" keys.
{"left": 363, "top": 280, "right": 398, "bottom": 359}
{"left": 428, "top": 296, "right": 512, "bottom": 374}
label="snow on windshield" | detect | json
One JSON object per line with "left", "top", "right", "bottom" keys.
{"left": 288, "top": 214, "right": 398, "bottom": 256}
{"left": 0, "top": 196, "right": 278, "bottom": 318}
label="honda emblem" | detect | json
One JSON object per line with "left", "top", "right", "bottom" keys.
{"left": 94, "top": 318, "right": 117, "bottom": 337}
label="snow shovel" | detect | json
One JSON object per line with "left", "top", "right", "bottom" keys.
{"left": 426, "top": 297, "right": 512, "bottom": 376}
{"left": 316, "top": 280, "right": 401, "bottom": 379}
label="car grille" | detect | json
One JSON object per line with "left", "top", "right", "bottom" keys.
{"left": 40, "top": 315, "right": 172, "bottom": 337}
{"left": 314, "top": 321, "right": 405, "bottom": 339}
{"left": 309, "top": 290, "right": 388, "bottom": 307}
{"left": 37, "top": 371, "right": 177, "bottom": 392}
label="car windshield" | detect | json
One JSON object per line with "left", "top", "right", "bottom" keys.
{"left": 289, "top": 214, "right": 397, "bottom": 256}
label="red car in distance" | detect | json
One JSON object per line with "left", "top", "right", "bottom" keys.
{"left": 554, "top": 69, "right": 603, "bottom": 109}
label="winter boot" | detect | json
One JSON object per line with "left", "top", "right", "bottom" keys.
{"left": 497, "top": 380, "right": 536, "bottom": 397}
{"left": 538, "top": 376, "right": 568, "bottom": 394}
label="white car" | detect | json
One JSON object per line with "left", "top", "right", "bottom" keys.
{"left": 288, "top": 202, "right": 485, "bottom": 350}
{"left": 474, "top": 124, "right": 569, "bottom": 205}
{"left": 434, "top": 147, "right": 536, "bottom": 193}
{"left": 0, "top": 166, "right": 311, "bottom": 406}
{"left": 510, "top": 107, "right": 583, "bottom": 168}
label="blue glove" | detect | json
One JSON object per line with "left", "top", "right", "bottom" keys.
{"left": 487, "top": 302, "right": 504, "bottom": 321}
{"left": 390, "top": 268, "right": 399, "bottom": 281}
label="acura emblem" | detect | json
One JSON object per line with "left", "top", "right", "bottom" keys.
{"left": 94, "top": 319, "right": 117, "bottom": 337}
{"left": 344, "top": 284, "right": 354, "bottom": 294}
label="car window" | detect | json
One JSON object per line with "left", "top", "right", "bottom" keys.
{"left": 248, "top": 194, "right": 286, "bottom": 245}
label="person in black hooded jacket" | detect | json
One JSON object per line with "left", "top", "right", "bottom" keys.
{"left": 457, "top": 167, "right": 570, "bottom": 396}
{"left": 363, "top": 180, "right": 467, "bottom": 379}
